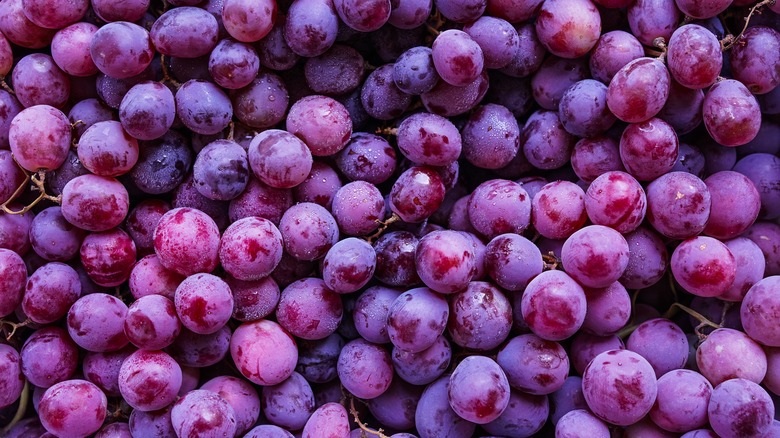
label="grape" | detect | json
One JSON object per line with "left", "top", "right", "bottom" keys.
{"left": 397, "top": 113, "right": 459, "bottom": 166}
{"left": 82, "top": 346, "right": 133, "bottom": 398}
{"left": 391, "top": 334, "right": 450, "bottom": 387}
{"left": 255, "top": 13, "right": 298, "bottom": 71}
{"left": 192, "top": 139, "right": 248, "bottom": 201}
{"left": 20, "top": 326, "right": 78, "bottom": 388}
{"left": 697, "top": 327, "right": 767, "bottom": 390}
{"left": 386, "top": 286, "right": 448, "bottom": 353}
{"left": 124, "top": 294, "right": 181, "bottom": 350}
{"left": 461, "top": 103, "right": 520, "bottom": 170}
{"left": 521, "top": 110, "right": 576, "bottom": 170}
{"left": 562, "top": 225, "right": 630, "bottom": 288}
{"left": 304, "top": 44, "right": 364, "bottom": 96}
{"left": 645, "top": 369, "right": 712, "bottom": 433}
{"left": 556, "top": 409, "right": 610, "bottom": 437}
{"left": 646, "top": 171, "right": 711, "bottom": 239}
{"left": 0, "top": 34, "right": 12, "bottom": 78}
{"left": 462, "top": 17, "right": 519, "bottom": 70}
{"left": 228, "top": 175, "right": 292, "bottom": 224}
{"left": 671, "top": 236, "right": 736, "bottom": 297}
{"left": 421, "top": 70, "right": 489, "bottom": 117}
{"left": 278, "top": 202, "right": 339, "bottom": 261}
{"left": 718, "top": 237, "right": 765, "bottom": 302}
{"left": 531, "top": 56, "right": 590, "bottom": 111}
{"left": 39, "top": 380, "right": 107, "bottom": 438}
{"left": 153, "top": 207, "right": 221, "bottom": 277}
{"left": 260, "top": 372, "right": 314, "bottom": 431}
{"left": 220, "top": 216, "right": 283, "bottom": 281}
{"left": 9, "top": 105, "right": 71, "bottom": 172}
{"left": 535, "top": 0, "right": 601, "bottom": 58}
{"left": 620, "top": 117, "right": 679, "bottom": 182}
{"left": 708, "top": 378, "right": 774, "bottom": 438}
{"left": 331, "top": 181, "right": 384, "bottom": 237}
{"left": 416, "top": 375, "right": 476, "bottom": 438}
{"left": 570, "top": 333, "right": 625, "bottom": 375}
{"left": 246, "top": 425, "right": 295, "bottom": 437}
{"left": 448, "top": 281, "right": 512, "bottom": 350}
{"left": 175, "top": 273, "right": 234, "bottom": 335}
{"left": 666, "top": 24, "right": 722, "bottom": 90}
{"left": 430, "top": 30, "right": 484, "bottom": 88}
{"left": 626, "top": 318, "right": 688, "bottom": 377}
{"left": 367, "top": 379, "right": 422, "bottom": 430}
{"left": 351, "top": 286, "right": 399, "bottom": 344}
{"left": 741, "top": 276, "right": 780, "bottom": 347}
{"left": 702, "top": 79, "right": 761, "bottom": 147}
{"left": 620, "top": 227, "right": 669, "bottom": 289}
{"left": 448, "top": 355, "right": 510, "bottom": 424}
{"left": 248, "top": 129, "right": 312, "bottom": 189}
{"left": 373, "top": 231, "right": 420, "bottom": 287}
{"left": 570, "top": 136, "right": 624, "bottom": 183}
{"left": 118, "top": 349, "right": 182, "bottom": 411}
{"left": 729, "top": 26, "right": 780, "bottom": 94}
{"left": 532, "top": 180, "right": 587, "bottom": 239}
{"left": 361, "top": 64, "right": 413, "bottom": 120}
{"left": 337, "top": 338, "right": 393, "bottom": 399}
{"left": 200, "top": 376, "right": 260, "bottom": 436}
{"left": 171, "top": 389, "right": 237, "bottom": 437}
{"left": 486, "top": 0, "right": 542, "bottom": 22}
{"left": 91, "top": 0, "right": 148, "bottom": 21}
{"left": 497, "top": 334, "right": 569, "bottom": 395}
{"left": 732, "top": 153, "right": 780, "bottom": 220}
{"left": 301, "top": 402, "right": 350, "bottom": 438}
{"left": 167, "top": 326, "right": 232, "bottom": 368}
{"left": 222, "top": 0, "right": 276, "bottom": 43}
{"left": 51, "top": 22, "right": 98, "bottom": 77}
{"left": 0, "top": 249, "right": 25, "bottom": 317}
{"left": 132, "top": 130, "right": 194, "bottom": 195}
{"left": 657, "top": 83, "right": 704, "bottom": 136}
{"left": 322, "top": 238, "right": 376, "bottom": 294}
{"left": 627, "top": 0, "right": 681, "bottom": 46}
{"left": 521, "top": 270, "right": 587, "bottom": 341}
{"left": 388, "top": 0, "right": 432, "bottom": 29}
{"left": 389, "top": 166, "right": 445, "bottom": 224}
{"left": 286, "top": 95, "right": 352, "bottom": 157}
{"left": 119, "top": 81, "right": 176, "bottom": 141}
{"left": 582, "top": 349, "right": 658, "bottom": 426}
{"left": 66, "top": 293, "right": 129, "bottom": 352}
{"left": 276, "top": 277, "right": 342, "bottom": 340}
{"left": 559, "top": 79, "right": 616, "bottom": 138}
{"left": 549, "top": 376, "right": 588, "bottom": 425}
{"left": 231, "top": 319, "right": 298, "bottom": 385}
{"left": 675, "top": 0, "right": 730, "bottom": 18}
{"left": 484, "top": 233, "right": 543, "bottom": 291}
{"left": 0, "top": 91, "right": 23, "bottom": 151}
{"left": 128, "top": 405, "right": 175, "bottom": 438}
{"left": 76, "top": 120, "right": 139, "bottom": 177}
{"left": 293, "top": 161, "right": 342, "bottom": 210}
{"left": 128, "top": 255, "right": 182, "bottom": 300}
{"left": 584, "top": 171, "right": 646, "bottom": 233}
{"left": 11, "top": 53, "right": 70, "bottom": 108}
{"left": 415, "top": 230, "right": 476, "bottom": 294}
{"left": 284, "top": 0, "right": 339, "bottom": 57}
{"left": 468, "top": 179, "right": 531, "bottom": 238}
{"left": 23, "top": 262, "right": 81, "bottom": 325}
{"left": 702, "top": 171, "right": 761, "bottom": 239}
{"left": 589, "top": 30, "right": 644, "bottom": 84}
{"left": 580, "top": 282, "right": 631, "bottom": 336}
{"left": 94, "top": 422, "right": 132, "bottom": 437}
{"left": 231, "top": 72, "right": 289, "bottom": 129}
{"left": 175, "top": 79, "right": 233, "bottom": 135}
{"left": 607, "top": 58, "right": 671, "bottom": 123}
{"left": 296, "top": 333, "right": 343, "bottom": 384}
{"left": 27, "top": 206, "right": 85, "bottom": 262}
{"left": 151, "top": 7, "right": 219, "bottom": 58}
{"left": 90, "top": 22, "right": 153, "bottom": 79}
{"left": 500, "top": 23, "right": 546, "bottom": 78}
{"left": 335, "top": 133, "right": 397, "bottom": 185}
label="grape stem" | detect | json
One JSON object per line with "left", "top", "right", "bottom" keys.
{"left": 0, "top": 379, "right": 29, "bottom": 436}
{"left": 365, "top": 213, "right": 400, "bottom": 243}
{"left": 721, "top": 0, "right": 774, "bottom": 50}
{"left": 159, "top": 55, "right": 182, "bottom": 89}
{"left": 227, "top": 121, "right": 235, "bottom": 141}
{"left": 374, "top": 126, "right": 398, "bottom": 136}
{"left": 0, "top": 318, "right": 32, "bottom": 341}
{"left": 542, "top": 252, "right": 560, "bottom": 270}
{"left": 0, "top": 169, "right": 61, "bottom": 215}
{"left": 348, "top": 396, "right": 390, "bottom": 438}
{"left": 664, "top": 302, "right": 720, "bottom": 330}
{"left": 652, "top": 37, "right": 668, "bottom": 62}
{"left": 0, "top": 76, "right": 14, "bottom": 95}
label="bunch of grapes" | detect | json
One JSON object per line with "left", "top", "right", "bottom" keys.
{"left": 0, "top": 0, "right": 779, "bottom": 436}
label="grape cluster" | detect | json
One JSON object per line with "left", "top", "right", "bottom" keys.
{"left": 0, "top": 0, "right": 779, "bottom": 437}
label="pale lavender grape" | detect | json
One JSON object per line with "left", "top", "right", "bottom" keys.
{"left": 556, "top": 409, "right": 610, "bottom": 437}
{"left": 570, "top": 136, "right": 624, "bottom": 183}
{"left": 229, "top": 177, "right": 293, "bottom": 225}
{"left": 581, "top": 282, "right": 631, "bottom": 336}
{"left": 388, "top": 0, "right": 432, "bottom": 29}
{"left": 0, "top": 249, "right": 25, "bottom": 317}
{"left": 293, "top": 161, "right": 342, "bottom": 210}
{"left": 66, "top": 293, "right": 129, "bottom": 352}
{"left": 119, "top": 81, "right": 176, "bottom": 141}
{"left": 279, "top": 202, "right": 339, "bottom": 261}
{"left": 304, "top": 45, "right": 365, "bottom": 95}
{"left": 171, "top": 389, "right": 237, "bottom": 437}
{"left": 708, "top": 378, "right": 774, "bottom": 438}
{"left": 39, "top": 380, "right": 107, "bottom": 438}
{"left": 175, "top": 273, "right": 234, "bottom": 335}
{"left": 352, "top": 286, "right": 399, "bottom": 344}
{"left": 231, "top": 320, "right": 297, "bottom": 385}
{"left": 0, "top": 91, "right": 23, "bottom": 150}
{"left": 570, "top": 333, "right": 625, "bottom": 375}
{"left": 284, "top": 0, "right": 339, "bottom": 57}
{"left": 276, "top": 277, "right": 342, "bottom": 340}
{"left": 132, "top": 131, "right": 194, "bottom": 195}
{"left": 416, "top": 376, "right": 476, "bottom": 438}
{"left": 729, "top": 26, "right": 780, "bottom": 94}
{"left": 222, "top": 0, "right": 275, "bottom": 42}
{"left": 167, "top": 326, "right": 231, "bottom": 368}
{"left": 151, "top": 7, "right": 218, "bottom": 58}
{"left": 301, "top": 402, "right": 350, "bottom": 438}
{"left": 82, "top": 346, "right": 133, "bottom": 398}
{"left": 448, "top": 281, "right": 512, "bottom": 350}
{"left": 535, "top": 0, "right": 600, "bottom": 58}
{"left": 468, "top": 179, "right": 531, "bottom": 237}
{"left": 703, "top": 79, "right": 761, "bottom": 147}
{"left": 448, "top": 356, "right": 510, "bottom": 424}
{"left": 11, "top": 53, "right": 69, "bottom": 108}
{"left": 620, "top": 117, "right": 679, "bottom": 181}
{"left": 461, "top": 103, "right": 520, "bottom": 170}
{"left": 389, "top": 166, "right": 445, "bottom": 224}
{"left": 29, "top": 207, "right": 85, "bottom": 262}
{"left": 521, "top": 270, "right": 587, "bottom": 341}
{"left": 331, "top": 181, "right": 384, "bottom": 237}
{"left": 607, "top": 58, "right": 670, "bottom": 123}
{"left": 697, "top": 327, "right": 768, "bottom": 387}
{"left": 92, "top": 0, "right": 148, "bottom": 22}
{"left": 248, "top": 129, "right": 312, "bottom": 189}
{"left": 90, "top": 22, "right": 153, "bottom": 79}
{"left": 259, "top": 372, "right": 314, "bottom": 431}
{"left": 667, "top": 24, "right": 722, "bottom": 90}
{"left": 659, "top": 80, "right": 705, "bottom": 135}
{"left": 51, "top": 22, "right": 98, "bottom": 77}
{"left": 531, "top": 56, "right": 590, "bottom": 111}
{"left": 76, "top": 120, "right": 138, "bottom": 177}
{"left": 200, "top": 376, "right": 260, "bottom": 435}
{"left": 22, "top": 262, "right": 81, "bottom": 325}
{"left": 702, "top": 171, "right": 760, "bottom": 239}
{"left": 718, "top": 237, "right": 765, "bottom": 302}
{"left": 9, "top": 105, "right": 71, "bottom": 172}
{"left": 589, "top": 30, "right": 644, "bottom": 84}
{"left": 484, "top": 233, "right": 543, "bottom": 292}
{"left": 497, "top": 334, "right": 569, "bottom": 395}
{"left": 559, "top": 79, "right": 616, "bottom": 138}
{"left": 287, "top": 95, "right": 352, "bottom": 157}
{"left": 335, "top": 133, "right": 396, "bottom": 184}
{"left": 321, "top": 238, "right": 375, "bottom": 293}
{"left": 741, "top": 276, "right": 780, "bottom": 346}
{"left": 627, "top": 0, "right": 681, "bottom": 46}
{"left": 392, "top": 335, "right": 451, "bottom": 386}
{"left": 415, "top": 230, "right": 476, "bottom": 294}
{"left": 392, "top": 46, "right": 439, "bottom": 96}
{"left": 733, "top": 153, "right": 780, "bottom": 220}
{"left": 649, "top": 369, "right": 712, "bottom": 433}
{"left": 583, "top": 349, "right": 658, "bottom": 426}
{"left": 20, "top": 327, "right": 78, "bottom": 388}
{"left": 175, "top": 79, "right": 232, "bottom": 135}
{"left": 362, "top": 64, "right": 413, "bottom": 120}
{"left": 337, "top": 338, "right": 393, "bottom": 399}
{"left": 459, "top": 17, "right": 518, "bottom": 70}
{"left": 192, "top": 139, "right": 249, "bottom": 201}
{"left": 124, "top": 294, "right": 181, "bottom": 350}
{"left": 562, "top": 225, "right": 630, "bottom": 288}
{"left": 584, "top": 171, "right": 646, "bottom": 233}
{"left": 549, "top": 376, "right": 587, "bottom": 424}
{"left": 646, "top": 171, "right": 711, "bottom": 239}
{"left": 671, "top": 236, "right": 736, "bottom": 297}
{"left": 296, "top": 333, "right": 343, "bottom": 383}
{"left": 626, "top": 318, "right": 688, "bottom": 377}
{"left": 421, "top": 70, "right": 489, "bottom": 117}
{"left": 153, "top": 207, "right": 220, "bottom": 276}
{"left": 522, "top": 110, "right": 576, "bottom": 170}
{"left": 128, "top": 255, "right": 182, "bottom": 300}
{"left": 232, "top": 72, "right": 289, "bottom": 129}
{"left": 119, "top": 349, "right": 182, "bottom": 411}
{"left": 373, "top": 231, "right": 420, "bottom": 287}
{"left": 620, "top": 227, "right": 669, "bottom": 289}
{"left": 532, "top": 181, "right": 587, "bottom": 239}
{"left": 255, "top": 14, "right": 299, "bottom": 71}
{"left": 386, "top": 287, "right": 448, "bottom": 352}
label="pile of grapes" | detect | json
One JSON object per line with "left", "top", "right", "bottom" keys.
{"left": 0, "top": 0, "right": 779, "bottom": 436}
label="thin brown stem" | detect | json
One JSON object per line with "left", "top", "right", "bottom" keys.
{"left": 365, "top": 213, "right": 400, "bottom": 243}
{"left": 0, "top": 76, "right": 13, "bottom": 95}
{"left": 721, "top": 0, "right": 774, "bottom": 50}
{"left": 653, "top": 37, "right": 668, "bottom": 62}
{"left": 159, "top": 55, "right": 182, "bottom": 88}
{"left": 542, "top": 252, "right": 560, "bottom": 271}
{"left": 0, "top": 318, "right": 32, "bottom": 341}
{"left": 1, "top": 170, "right": 61, "bottom": 215}
{"left": 227, "top": 121, "right": 235, "bottom": 141}
{"left": 349, "top": 396, "right": 390, "bottom": 438}
{"left": 666, "top": 302, "right": 720, "bottom": 330}
{"left": 374, "top": 126, "right": 398, "bottom": 136}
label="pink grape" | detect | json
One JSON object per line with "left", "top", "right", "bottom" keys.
{"left": 119, "top": 349, "right": 182, "bottom": 412}
{"left": 671, "top": 236, "right": 736, "bottom": 298}
{"left": 521, "top": 270, "right": 587, "bottom": 341}
{"left": 448, "top": 356, "right": 510, "bottom": 424}
{"left": 153, "top": 207, "right": 221, "bottom": 277}
{"left": 39, "top": 380, "right": 107, "bottom": 438}
{"left": 231, "top": 319, "right": 298, "bottom": 386}
{"left": 535, "top": 0, "right": 601, "bottom": 59}
{"left": 703, "top": 79, "right": 761, "bottom": 147}
{"left": 607, "top": 57, "right": 670, "bottom": 123}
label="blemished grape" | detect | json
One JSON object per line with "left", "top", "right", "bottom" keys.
{"left": 301, "top": 402, "right": 350, "bottom": 438}
{"left": 90, "top": 22, "right": 153, "bottom": 80}
{"left": 646, "top": 171, "right": 711, "bottom": 240}
{"left": 521, "top": 270, "right": 587, "bottom": 341}
{"left": 284, "top": 0, "right": 339, "bottom": 58}
{"left": 671, "top": 235, "right": 736, "bottom": 297}
{"left": 585, "top": 171, "right": 646, "bottom": 234}
{"left": 20, "top": 326, "right": 79, "bottom": 388}
{"left": 707, "top": 378, "right": 775, "bottom": 438}
{"left": 448, "top": 355, "right": 510, "bottom": 424}
{"left": 222, "top": 0, "right": 276, "bottom": 43}
{"left": 119, "top": 81, "right": 176, "bottom": 141}
{"left": 741, "top": 276, "right": 780, "bottom": 347}
{"left": 39, "top": 380, "right": 107, "bottom": 437}
{"left": 171, "top": 389, "right": 237, "bottom": 438}
{"left": 562, "top": 225, "right": 630, "bottom": 288}
{"left": 175, "top": 273, "right": 234, "bottom": 335}
{"left": 703, "top": 79, "right": 762, "bottom": 147}
{"left": 730, "top": 26, "right": 780, "bottom": 95}
{"left": 589, "top": 30, "right": 644, "bottom": 84}
{"left": 484, "top": 233, "right": 543, "bottom": 291}
{"left": 119, "top": 349, "right": 182, "bottom": 412}
{"left": 337, "top": 338, "right": 393, "bottom": 399}
{"left": 415, "top": 230, "right": 476, "bottom": 294}
{"left": 607, "top": 57, "right": 671, "bottom": 123}
{"left": 0, "top": 345, "right": 23, "bottom": 408}
{"left": 389, "top": 166, "right": 446, "bottom": 224}
{"left": 9, "top": 104, "right": 71, "bottom": 172}
{"left": 276, "top": 277, "right": 343, "bottom": 340}
{"left": 286, "top": 95, "right": 352, "bottom": 157}
{"left": 535, "top": 0, "right": 601, "bottom": 59}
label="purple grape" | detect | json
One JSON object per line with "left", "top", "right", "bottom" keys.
{"left": 10, "top": 53, "right": 69, "bottom": 108}
{"left": 301, "top": 402, "right": 350, "bottom": 438}
{"left": 296, "top": 333, "right": 343, "bottom": 384}
{"left": 626, "top": 318, "right": 688, "bottom": 377}
{"left": 397, "top": 112, "right": 461, "bottom": 167}
{"left": 619, "top": 117, "right": 679, "bottom": 182}
{"left": 421, "top": 70, "right": 489, "bottom": 117}
{"left": 201, "top": 376, "right": 260, "bottom": 435}
{"left": 119, "top": 349, "right": 182, "bottom": 411}
{"left": 732, "top": 153, "right": 780, "bottom": 220}
{"left": 484, "top": 233, "right": 543, "bottom": 292}
{"left": 39, "top": 380, "right": 107, "bottom": 438}
{"left": 570, "top": 136, "right": 624, "bottom": 183}
{"left": 151, "top": 7, "right": 218, "bottom": 58}
{"left": 175, "top": 273, "right": 234, "bottom": 335}
{"left": 335, "top": 133, "right": 397, "bottom": 185}
{"left": 671, "top": 236, "right": 736, "bottom": 297}
{"left": 448, "top": 281, "right": 512, "bottom": 350}
{"left": 82, "top": 346, "right": 134, "bottom": 398}
{"left": 448, "top": 356, "right": 510, "bottom": 424}
{"left": 175, "top": 79, "right": 233, "bottom": 135}
{"left": 128, "top": 406, "right": 174, "bottom": 438}
{"left": 366, "top": 379, "right": 422, "bottom": 430}
{"left": 729, "top": 26, "right": 780, "bottom": 94}
{"left": 66, "top": 293, "right": 129, "bottom": 352}
{"left": 278, "top": 202, "right": 339, "bottom": 261}
{"left": 531, "top": 56, "right": 589, "bottom": 111}
{"left": 627, "top": 0, "right": 681, "bottom": 46}
{"left": 497, "top": 333, "right": 569, "bottom": 395}
{"left": 21, "top": 326, "right": 78, "bottom": 388}
{"left": 276, "top": 277, "right": 342, "bottom": 340}
{"left": 231, "top": 72, "right": 289, "bottom": 129}
{"left": 535, "top": 0, "right": 601, "bottom": 58}
{"left": 51, "top": 22, "right": 98, "bottom": 77}
{"left": 0, "top": 248, "right": 25, "bottom": 317}
{"left": 330, "top": 181, "right": 384, "bottom": 237}
{"left": 334, "top": 0, "right": 390, "bottom": 32}
{"left": 562, "top": 225, "right": 630, "bottom": 288}
{"left": 287, "top": 95, "right": 352, "bottom": 157}
{"left": 556, "top": 409, "right": 610, "bottom": 437}
{"left": 171, "top": 389, "right": 237, "bottom": 437}
{"left": 304, "top": 44, "right": 365, "bottom": 96}
{"left": 589, "top": 30, "right": 644, "bottom": 84}
{"left": 532, "top": 180, "right": 587, "bottom": 239}
{"left": 90, "top": 22, "right": 153, "bottom": 79}
{"left": 22, "top": 262, "right": 81, "bottom": 325}
{"left": 391, "top": 334, "right": 451, "bottom": 386}
{"left": 703, "top": 79, "right": 761, "bottom": 147}
{"left": 119, "top": 81, "right": 176, "bottom": 141}
{"left": 703, "top": 171, "right": 761, "bottom": 239}
{"left": 549, "top": 376, "right": 588, "bottom": 425}
{"left": 570, "top": 333, "right": 625, "bottom": 375}
{"left": 521, "top": 270, "right": 587, "bottom": 341}
{"left": 167, "top": 326, "right": 231, "bottom": 368}
{"left": 708, "top": 378, "right": 774, "bottom": 438}
{"left": 389, "top": 166, "right": 445, "bottom": 224}
{"left": 585, "top": 171, "right": 646, "bottom": 234}
{"left": 646, "top": 171, "right": 711, "bottom": 239}
{"left": 607, "top": 57, "right": 670, "bottom": 123}
{"left": 697, "top": 327, "right": 769, "bottom": 385}
{"left": 248, "top": 129, "right": 313, "bottom": 190}
{"left": 386, "top": 286, "right": 448, "bottom": 353}
{"left": 128, "top": 254, "right": 183, "bottom": 300}
{"left": 461, "top": 103, "right": 521, "bottom": 170}
{"left": 718, "top": 237, "right": 765, "bottom": 302}
{"left": 337, "top": 338, "right": 393, "bottom": 399}
{"left": 284, "top": 0, "right": 339, "bottom": 57}
{"left": 415, "top": 230, "right": 476, "bottom": 294}
{"left": 430, "top": 30, "right": 484, "bottom": 88}
{"left": 582, "top": 281, "right": 631, "bottom": 336}
{"left": 222, "top": 0, "right": 276, "bottom": 42}
{"left": 76, "top": 120, "right": 138, "bottom": 177}
{"left": 742, "top": 273, "right": 780, "bottom": 342}
{"left": 229, "top": 177, "right": 292, "bottom": 226}
{"left": 321, "top": 238, "right": 375, "bottom": 293}
{"left": 255, "top": 13, "right": 299, "bottom": 71}
{"left": 361, "top": 64, "right": 413, "bottom": 120}
{"left": 388, "top": 0, "right": 432, "bottom": 29}
{"left": 259, "top": 371, "right": 314, "bottom": 431}
{"left": 92, "top": 0, "right": 148, "bottom": 22}
{"left": 521, "top": 110, "right": 576, "bottom": 170}
{"left": 219, "top": 216, "right": 283, "bottom": 281}
{"left": 231, "top": 319, "right": 298, "bottom": 385}
{"left": 9, "top": 105, "right": 71, "bottom": 172}
{"left": 153, "top": 207, "right": 221, "bottom": 277}
{"left": 373, "top": 231, "right": 421, "bottom": 287}
{"left": 131, "top": 130, "right": 194, "bottom": 195}
{"left": 649, "top": 369, "right": 712, "bottom": 433}
{"left": 124, "top": 294, "right": 181, "bottom": 350}
{"left": 415, "top": 375, "right": 476, "bottom": 438}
